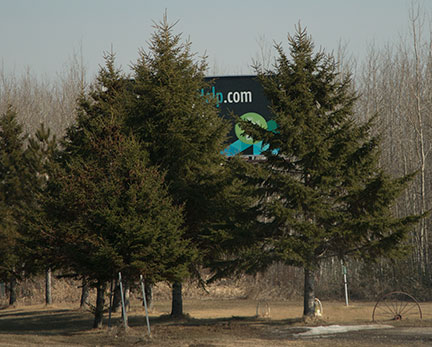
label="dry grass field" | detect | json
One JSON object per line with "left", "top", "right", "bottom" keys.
{"left": 1, "top": 298, "right": 432, "bottom": 346}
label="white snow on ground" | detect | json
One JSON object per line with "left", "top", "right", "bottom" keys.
{"left": 294, "top": 324, "right": 394, "bottom": 337}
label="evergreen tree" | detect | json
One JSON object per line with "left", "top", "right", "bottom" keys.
{"left": 239, "top": 26, "right": 421, "bottom": 317}
{"left": 0, "top": 107, "right": 38, "bottom": 305}
{"left": 38, "top": 56, "right": 192, "bottom": 328}
{"left": 128, "top": 16, "right": 233, "bottom": 316}
{"left": 21, "top": 123, "right": 57, "bottom": 272}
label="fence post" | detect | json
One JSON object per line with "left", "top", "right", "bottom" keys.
{"left": 140, "top": 275, "right": 151, "bottom": 336}
{"left": 341, "top": 261, "right": 349, "bottom": 306}
{"left": 118, "top": 272, "right": 128, "bottom": 329}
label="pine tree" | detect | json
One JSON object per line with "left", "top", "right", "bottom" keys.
{"left": 128, "top": 16, "right": 233, "bottom": 316}
{"left": 38, "top": 55, "right": 192, "bottom": 328}
{"left": 241, "top": 26, "right": 421, "bottom": 317}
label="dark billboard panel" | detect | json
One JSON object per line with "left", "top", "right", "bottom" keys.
{"left": 203, "top": 76, "right": 275, "bottom": 156}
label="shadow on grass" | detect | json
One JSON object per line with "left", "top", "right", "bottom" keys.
{"left": 0, "top": 308, "right": 94, "bottom": 335}
{"left": 125, "top": 313, "right": 309, "bottom": 342}
{"left": 128, "top": 312, "right": 304, "bottom": 329}
{"left": 0, "top": 306, "right": 306, "bottom": 340}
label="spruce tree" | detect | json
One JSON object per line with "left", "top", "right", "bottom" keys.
{"left": 0, "top": 107, "right": 38, "bottom": 305}
{"left": 18, "top": 123, "right": 58, "bottom": 305}
{"left": 128, "top": 16, "right": 232, "bottom": 316}
{"left": 241, "top": 26, "right": 421, "bottom": 317}
{"left": 38, "top": 55, "right": 192, "bottom": 328}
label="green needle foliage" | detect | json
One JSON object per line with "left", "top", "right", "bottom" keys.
{"left": 127, "top": 16, "right": 234, "bottom": 315}
{"left": 129, "top": 17, "right": 229, "bottom": 214}
{"left": 37, "top": 55, "right": 192, "bottom": 328}
{"left": 0, "top": 108, "right": 28, "bottom": 274}
{"left": 0, "top": 107, "right": 40, "bottom": 304}
{"left": 0, "top": 107, "right": 26, "bottom": 283}
{"left": 18, "top": 123, "right": 58, "bottom": 279}
{"left": 45, "top": 121, "right": 189, "bottom": 285}
{"left": 239, "top": 26, "right": 422, "bottom": 316}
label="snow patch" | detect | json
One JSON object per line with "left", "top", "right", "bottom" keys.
{"left": 294, "top": 324, "right": 394, "bottom": 337}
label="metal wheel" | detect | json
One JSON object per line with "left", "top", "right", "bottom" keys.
{"left": 372, "top": 291, "right": 422, "bottom": 322}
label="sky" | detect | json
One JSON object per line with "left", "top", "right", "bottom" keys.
{"left": 0, "top": 0, "right": 427, "bottom": 80}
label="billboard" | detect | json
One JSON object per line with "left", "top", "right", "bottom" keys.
{"left": 203, "top": 76, "right": 276, "bottom": 156}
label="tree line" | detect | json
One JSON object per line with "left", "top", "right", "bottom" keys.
{"left": 0, "top": 15, "right": 424, "bottom": 328}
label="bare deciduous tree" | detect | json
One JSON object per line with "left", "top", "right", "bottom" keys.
{"left": 0, "top": 50, "right": 87, "bottom": 138}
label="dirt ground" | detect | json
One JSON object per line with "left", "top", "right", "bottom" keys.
{"left": 0, "top": 299, "right": 432, "bottom": 346}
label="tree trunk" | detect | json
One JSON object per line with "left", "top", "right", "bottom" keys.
{"left": 112, "top": 279, "right": 121, "bottom": 312}
{"left": 9, "top": 277, "right": 17, "bottom": 307}
{"left": 171, "top": 281, "right": 183, "bottom": 317}
{"left": 411, "top": 10, "right": 429, "bottom": 278}
{"left": 0, "top": 282, "right": 5, "bottom": 298}
{"left": 93, "top": 281, "right": 106, "bottom": 329}
{"left": 303, "top": 268, "right": 315, "bottom": 317}
{"left": 80, "top": 280, "right": 89, "bottom": 310}
{"left": 45, "top": 268, "right": 52, "bottom": 305}
{"left": 144, "top": 280, "right": 153, "bottom": 310}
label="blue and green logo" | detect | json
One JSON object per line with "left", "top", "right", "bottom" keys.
{"left": 223, "top": 112, "right": 277, "bottom": 156}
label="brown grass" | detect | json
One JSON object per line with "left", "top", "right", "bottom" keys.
{"left": 1, "top": 298, "right": 432, "bottom": 346}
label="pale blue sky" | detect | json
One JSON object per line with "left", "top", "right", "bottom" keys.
{"left": 0, "top": 0, "right": 425, "bottom": 79}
